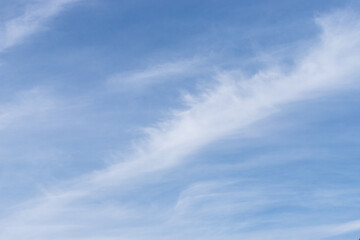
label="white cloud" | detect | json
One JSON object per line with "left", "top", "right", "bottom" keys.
{"left": 89, "top": 10, "right": 360, "bottom": 187}
{"left": 0, "top": 0, "right": 80, "bottom": 52}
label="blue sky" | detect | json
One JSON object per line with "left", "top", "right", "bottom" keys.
{"left": 1, "top": 0, "right": 360, "bottom": 239}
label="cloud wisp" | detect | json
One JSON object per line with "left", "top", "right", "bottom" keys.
{"left": 1, "top": 10, "right": 360, "bottom": 240}
{"left": 107, "top": 57, "right": 206, "bottom": 91}
{"left": 0, "top": 0, "right": 80, "bottom": 52}
{"left": 0, "top": 88, "right": 57, "bottom": 131}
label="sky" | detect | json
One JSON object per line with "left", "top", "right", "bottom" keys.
{"left": 0, "top": 0, "right": 360, "bottom": 239}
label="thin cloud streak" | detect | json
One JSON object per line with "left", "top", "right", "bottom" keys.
{"left": 0, "top": 0, "right": 80, "bottom": 52}
{"left": 107, "top": 57, "right": 206, "bottom": 91}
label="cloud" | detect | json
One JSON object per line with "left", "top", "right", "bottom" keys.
{"left": 89, "top": 10, "right": 360, "bottom": 187}
{"left": 1, "top": 9, "right": 360, "bottom": 240}
{"left": 165, "top": 181, "right": 360, "bottom": 240}
{"left": 107, "top": 57, "right": 207, "bottom": 91}
{"left": 0, "top": 87, "right": 57, "bottom": 130}
{"left": 0, "top": 0, "right": 80, "bottom": 52}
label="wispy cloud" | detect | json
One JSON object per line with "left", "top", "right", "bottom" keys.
{"left": 1, "top": 9, "right": 360, "bottom": 240}
{"left": 167, "top": 181, "right": 360, "bottom": 240}
{"left": 0, "top": 87, "right": 57, "bottom": 130}
{"left": 107, "top": 57, "right": 207, "bottom": 91}
{"left": 0, "top": 0, "right": 80, "bottom": 52}
{"left": 90, "top": 10, "right": 360, "bottom": 187}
